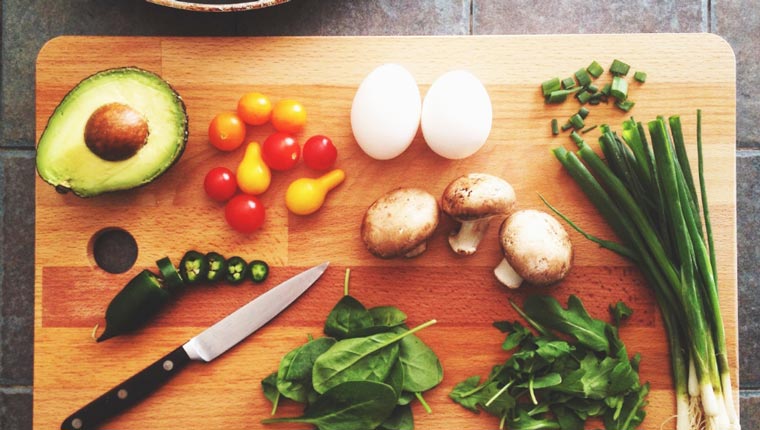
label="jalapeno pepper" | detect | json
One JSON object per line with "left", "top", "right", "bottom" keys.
{"left": 206, "top": 252, "right": 227, "bottom": 283}
{"left": 97, "top": 269, "right": 169, "bottom": 342}
{"left": 247, "top": 260, "right": 269, "bottom": 283}
{"left": 156, "top": 256, "right": 183, "bottom": 293}
{"left": 179, "top": 250, "right": 209, "bottom": 284}
{"left": 225, "top": 256, "right": 248, "bottom": 284}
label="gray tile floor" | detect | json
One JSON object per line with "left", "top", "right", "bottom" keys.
{"left": 2, "top": 0, "right": 758, "bottom": 428}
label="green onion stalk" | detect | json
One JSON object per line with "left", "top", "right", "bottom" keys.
{"left": 548, "top": 111, "right": 738, "bottom": 430}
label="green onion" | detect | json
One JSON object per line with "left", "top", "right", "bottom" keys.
{"left": 610, "top": 76, "right": 628, "bottom": 101}
{"left": 587, "top": 84, "right": 599, "bottom": 93}
{"left": 576, "top": 90, "right": 592, "bottom": 104}
{"left": 634, "top": 71, "right": 647, "bottom": 83}
{"left": 575, "top": 68, "right": 592, "bottom": 87}
{"left": 551, "top": 119, "right": 559, "bottom": 135}
{"left": 616, "top": 100, "right": 635, "bottom": 112}
{"left": 561, "top": 121, "right": 573, "bottom": 131}
{"left": 562, "top": 77, "right": 576, "bottom": 89}
{"left": 581, "top": 124, "right": 598, "bottom": 134}
{"left": 545, "top": 87, "right": 581, "bottom": 104}
{"left": 541, "top": 78, "right": 561, "bottom": 96}
{"left": 587, "top": 60, "right": 604, "bottom": 78}
{"left": 569, "top": 113, "right": 584, "bottom": 129}
{"left": 610, "top": 59, "right": 631, "bottom": 76}
{"left": 578, "top": 107, "right": 590, "bottom": 119}
{"left": 601, "top": 83, "right": 612, "bottom": 96}
{"left": 548, "top": 111, "right": 739, "bottom": 430}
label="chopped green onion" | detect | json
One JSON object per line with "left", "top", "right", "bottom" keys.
{"left": 610, "top": 76, "right": 628, "bottom": 101}
{"left": 561, "top": 122, "right": 574, "bottom": 131}
{"left": 616, "top": 100, "right": 635, "bottom": 112}
{"left": 581, "top": 124, "right": 598, "bottom": 134}
{"left": 551, "top": 119, "right": 559, "bottom": 135}
{"left": 634, "top": 71, "right": 647, "bottom": 83}
{"left": 576, "top": 91, "right": 592, "bottom": 104}
{"left": 562, "top": 77, "right": 576, "bottom": 89}
{"left": 569, "top": 113, "right": 584, "bottom": 129}
{"left": 589, "top": 97, "right": 601, "bottom": 106}
{"left": 587, "top": 84, "right": 599, "bottom": 93}
{"left": 578, "top": 107, "right": 590, "bottom": 119}
{"left": 545, "top": 87, "right": 582, "bottom": 104}
{"left": 575, "top": 68, "right": 592, "bottom": 87}
{"left": 587, "top": 60, "right": 604, "bottom": 78}
{"left": 601, "top": 83, "right": 612, "bottom": 96}
{"left": 541, "top": 77, "right": 561, "bottom": 96}
{"left": 609, "top": 59, "right": 631, "bottom": 76}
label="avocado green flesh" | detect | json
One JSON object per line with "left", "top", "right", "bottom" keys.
{"left": 36, "top": 68, "right": 188, "bottom": 197}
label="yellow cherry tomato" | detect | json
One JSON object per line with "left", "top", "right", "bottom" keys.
{"left": 236, "top": 142, "right": 271, "bottom": 195}
{"left": 285, "top": 169, "right": 345, "bottom": 215}
{"left": 237, "top": 92, "right": 272, "bottom": 126}
{"left": 271, "top": 99, "right": 307, "bottom": 133}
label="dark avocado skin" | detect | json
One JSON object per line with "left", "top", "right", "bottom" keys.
{"left": 36, "top": 67, "right": 189, "bottom": 198}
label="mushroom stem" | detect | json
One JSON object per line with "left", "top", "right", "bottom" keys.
{"left": 449, "top": 218, "right": 492, "bottom": 255}
{"left": 493, "top": 258, "right": 524, "bottom": 289}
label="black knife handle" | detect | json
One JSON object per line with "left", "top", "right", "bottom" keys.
{"left": 61, "top": 346, "right": 192, "bottom": 430}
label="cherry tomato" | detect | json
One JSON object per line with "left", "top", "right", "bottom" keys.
{"left": 208, "top": 111, "right": 246, "bottom": 151}
{"left": 271, "top": 99, "right": 306, "bottom": 133}
{"left": 204, "top": 167, "right": 238, "bottom": 202}
{"left": 237, "top": 92, "right": 272, "bottom": 126}
{"left": 225, "top": 194, "right": 266, "bottom": 233}
{"left": 302, "top": 135, "right": 338, "bottom": 170}
{"left": 262, "top": 132, "right": 300, "bottom": 171}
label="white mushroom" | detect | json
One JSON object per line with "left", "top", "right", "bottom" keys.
{"left": 494, "top": 209, "right": 573, "bottom": 289}
{"left": 441, "top": 173, "right": 516, "bottom": 255}
{"left": 361, "top": 188, "right": 440, "bottom": 258}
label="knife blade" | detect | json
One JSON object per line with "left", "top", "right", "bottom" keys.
{"left": 61, "top": 261, "right": 329, "bottom": 430}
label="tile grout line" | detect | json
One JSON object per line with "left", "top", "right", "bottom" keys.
{"left": 0, "top": 385, "right": 32, "bottom": 394}
{"left": 468, "top": 0, "right": 473, "bottom": 35}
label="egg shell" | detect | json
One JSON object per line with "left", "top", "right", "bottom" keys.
{"left": 351, "top": 64, "right": 421, "bottom": 160}
{"left": 421, "top": 70, "right": 492, "bottom": 159}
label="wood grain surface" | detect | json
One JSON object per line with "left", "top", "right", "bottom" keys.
{"left": 34, "top": 35, "right": 737, "bottom": 429}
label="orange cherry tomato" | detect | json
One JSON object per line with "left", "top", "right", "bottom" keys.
{"left": 271, "top": 99, "right": 307, "bottom": 133}
{"left": 208, "top": 111, "right": 246, "bottom": 151}
{"left": 237, "top": 92, "right": 272, "bottom": 126}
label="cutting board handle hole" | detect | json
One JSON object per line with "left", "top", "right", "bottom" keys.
{"left": 89, "top": 227, "right": 138, "bottom": 274}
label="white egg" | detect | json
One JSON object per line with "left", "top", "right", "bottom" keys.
{"left": 421, "top": 70, "right": 492, "bottom": 159}
{"left": 351, "top": 64, "right": 421, "bottom": 160}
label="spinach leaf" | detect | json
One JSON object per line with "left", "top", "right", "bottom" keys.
{"left": 312, "top": 332, "right": 401, "bottom": 394}
{"left": 277, "top": 337, "right": 336, "bottom": 403}
{"left": 385, "top": 360, "right": 404, "bottom": 399}
{"left": 324, "top": 295, "right": 374, "bottom": 339}
{"left": 369, "top": 306, "right": 407, "bottom": 328}
{"left": 262, "top": 381, "right": 397, "bottom": 430}
{"left": 378, "top": 404, "right": 414, "bottom": 430}
{"left": 261, "top": 372, "right": 281, "bottom": 415}
{"left": 523, "top": 295, "right": 609, "bottom": 353}
{"left": 397, "top": 391, "right": 414, "bottom": 406}
{"left": 397, "top": 330, "right": 443, "bottom": 393}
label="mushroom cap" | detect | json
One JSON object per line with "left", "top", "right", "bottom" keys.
{"left": 441, "top": 173, "right": 516, "bottom": 221}
{"left": 498, "top": 209, "right": 573, "bottom": 286}
{"left": 361, "top": 188, "right": 440, "bottom": 258}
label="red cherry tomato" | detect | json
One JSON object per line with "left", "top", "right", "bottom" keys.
{"left": 204, "top": 167, "right": 238, "bottom": 202}
{"left": 261, "top": 132, "right": 300, "bottom": 171}
{"left": 302, "top": 135, "right": 338, "bottom": 170}
{"left": 225, "top": 194, "right": 266, "bottom": 233}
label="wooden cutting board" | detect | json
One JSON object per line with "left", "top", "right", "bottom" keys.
{"left": 34, "top": 34, "right": 738, "bottom": 429}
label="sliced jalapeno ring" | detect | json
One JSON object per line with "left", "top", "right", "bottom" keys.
{"left": 225, "top": 256, "right": 247, "bottom": 285}
{"left": 179, "top": 250, "right": 209, "bottom": 284}
{"left": 247, "top": 260, "right": 269, "bottom": 284}
{"left": 156, "top": 256, "right": 184, "bottom": 293}
{"left": 206, "top": 252, "right": 227, "bottom": 283}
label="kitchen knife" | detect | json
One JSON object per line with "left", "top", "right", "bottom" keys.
{"left": 60, "top": 261, "right": 329, "bottom": 430}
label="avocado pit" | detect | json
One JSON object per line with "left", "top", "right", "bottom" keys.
{"left": 84, "top": 103, "right": 149, "bottom": 161}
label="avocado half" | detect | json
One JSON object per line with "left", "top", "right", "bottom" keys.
{"left": 36, "top": 67, "right": 188, "bottom": 197}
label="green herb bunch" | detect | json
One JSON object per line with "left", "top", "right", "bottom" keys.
{"left": 450, "top": 295, "right": 648, "bottom": 430}
{"left": 261, "top": 269, "right": 442, "bottom": 430}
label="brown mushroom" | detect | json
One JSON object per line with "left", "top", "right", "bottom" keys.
{"left": 441, "top": 173, "right": 517, "bottom": 255}
{"left": 494, "top": 209, "right": 573, "bottom": 289}
{"left": 361, "top": 188, "right": 440, "bottom": 258}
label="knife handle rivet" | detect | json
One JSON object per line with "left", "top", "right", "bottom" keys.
{"left": 71, "top": 418, "right": 83, "bottom": 429}
{"left": 117, "top": 388, "right": 128, "bottom": 400}
{"left": 163, "top": 360, "right": 174, "bottom": 371}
